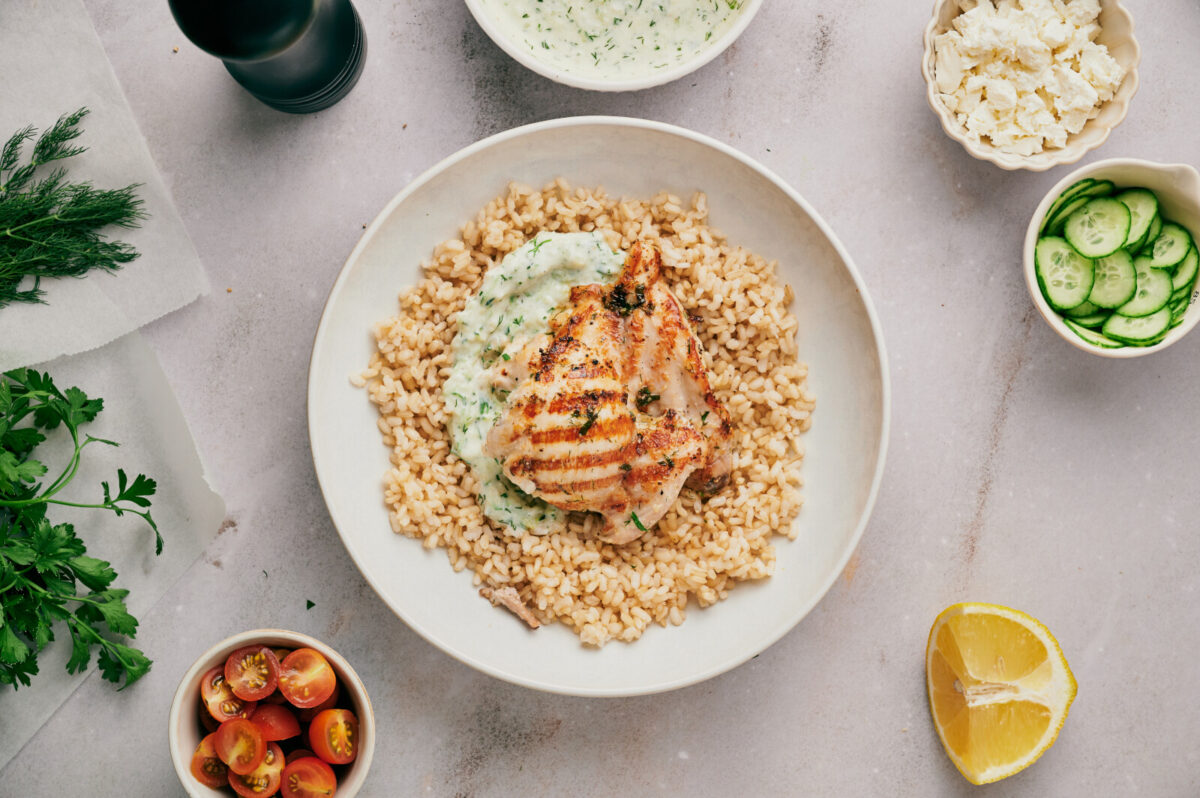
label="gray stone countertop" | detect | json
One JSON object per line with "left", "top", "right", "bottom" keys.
{"left": 4, "top": 1, "right": 1200, "bottom": 795}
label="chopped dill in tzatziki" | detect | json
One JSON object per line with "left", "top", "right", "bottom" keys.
{"left": 479, "top": 0, "right": 746, "bottom": 81}
{"left": 444, "top": 232, "right": 625, "bottom": 536}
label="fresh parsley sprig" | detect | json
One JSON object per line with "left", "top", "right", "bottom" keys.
{"left": 0, "top": 108, "right": 145, "bottom": 308}
{"left": 0, "top": 368, "right": 160, "bottom": 690}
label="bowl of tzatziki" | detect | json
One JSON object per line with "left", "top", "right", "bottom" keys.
{"left": 464, "top": 0, "right": 763, "bottom": 91}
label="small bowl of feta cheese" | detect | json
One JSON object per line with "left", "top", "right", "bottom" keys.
{"left": 922, "top": 0, "right": 1140, "bottom": 171}
{"left": 465, "top": 0, "right": 764, "bottom": 92}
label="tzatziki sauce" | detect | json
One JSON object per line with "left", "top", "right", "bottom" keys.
{"left": 444, "top": 232, "right": 626, "bottom": 536}
{"left": 479, "top": 0, "right": 746, "bottom": 81}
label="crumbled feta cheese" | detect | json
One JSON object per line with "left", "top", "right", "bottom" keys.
{"left": 933, "top": 0, "right": 1126, "bottom": 156}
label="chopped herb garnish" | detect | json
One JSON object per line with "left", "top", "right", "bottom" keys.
{"left": 578, "top": 407, "right": 599, "bottom": 436}
{"left": 659, "top": 455, "right": 674, "bottom": 469}
{"left": 605, "top": 282, "right": 647, "bottom": 316}
{"left": 635, "top": 386, "right": 660, "bottom": 410}
{"left": 629, "top": 511, "right": 646, "bottom": 532}
{"left": 619, "top": 463, "right": 632, "bottom": 472}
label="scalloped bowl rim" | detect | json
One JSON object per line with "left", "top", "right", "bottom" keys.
{"left": 1023, "top": 158, "right": 1200, "bottom": 358}
{"left": 921, "top": 0, "right": 1141, "bottom": 172}
{"left": 463, "top": 0, "right": 764, "bottom": 92}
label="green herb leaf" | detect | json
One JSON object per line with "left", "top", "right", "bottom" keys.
{"left": 0, "top": 108, "right": 146, "bottom": 308}
{"left": 629, "top": 511, "right": 647, "bottom": 532}
{"left": 0, "top": 368, "right": 160, "bottom": 690}
{"left": 578, "top": 407, "right": 600, "bottom": 436}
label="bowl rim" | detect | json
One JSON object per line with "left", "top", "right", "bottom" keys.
{"left": 920, "top": 0, "right": 1142, "bottom": 172}
{"left": 462, "top": 0, "right": 764, "bottom": 92}
{"left": 1022, "top": 157, "right": 1200, "bottom": 358}
{"left": 167, "top": 628, "right": 376, "bottom": 798}
{"left": 306, "top": 115, "right": 892, "bottom": 696}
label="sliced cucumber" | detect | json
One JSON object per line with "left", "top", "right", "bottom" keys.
{"left": 1138, "top": 215, "right": 1163, "bottom": 255}
{"left": 1063, "top": 299, "right": 1101, "bottom": 318}
{"left": 1103, "top": 307, "right": 1172, "bottom": 344}
{"left": 1087, "top": 249, "right": 1137, "bottom": 309}
{"left": 1067, "top": 311, "right": 1111, "bottom": 328}
{"left": 1045, "top": 180, "right": 1117, "bottom": 234}
{"left": 1064, "top": 318, "right": 1123, "bottom": 348}
{"left": 1041, "top": 179, "right": 1097, "bottom": 234}
{"left": 1169, "top": 296, "right": 1189, "bottom": 323}
{"left": 1146, "top": 223, "right": 1193, "bottom": 269}
{"left": 1064, "top": 198, "right": 1132, "bottom": 258}
{"left": 1172, "top": 246, "right": 1199, "bottom": 292}
{"left": 1044, "top": 196, "right": 1092, "bottom": 237}
{"left": 1116, "top": 189, "right": 1159, "bottom": 249}
{"left": 1035, "top": 237, "right": 1095, "bottom": 311}
{"left": 1116, "top": 257, "right": 1173, "bottom": 317}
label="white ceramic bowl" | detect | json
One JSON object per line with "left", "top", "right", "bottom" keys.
{"left": 922, "top": 0, "right": 1140, "bottom": 171}
{"left": 1024, "top": 158, "right": 1200, "bottom": 357}
{"left": 168, "top": 629, "right": 375, "bottom": 798}
{"left": 308, "top": 116, "right": 890, "bottom": 696}
{"left": 463, "top": 0, "right": 763, "bottom": 92}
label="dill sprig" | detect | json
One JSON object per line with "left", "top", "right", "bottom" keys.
{"left": 0, "top": 108, "right": 146, "bottom": 308}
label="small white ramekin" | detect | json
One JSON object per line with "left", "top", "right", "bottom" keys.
{"left": 1024, "top": 158, "right": 1200, "bottom": 357}
{"left": 168, "top": 629, "right": 375, "bottom": 798}
{"left": 922, "top": 0, "right": 1141, "bottom": 171}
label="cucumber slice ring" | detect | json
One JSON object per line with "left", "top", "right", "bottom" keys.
{"left": 1172, "top": 247, "right": 1199, "bottom": 292}
{"left": 1138, "top": 215, "right": 1163, "bottom": 255}
{"left": 1040, "top": 179, "right": 1095, "bottom": 234}
{"left": 1087, "top": 250, "right": 1137, "bottom": 309}
{"left": 1043, "top": 181, "right": 1116, "bottom": 236}
{"left": 1116, "top": 257, "right": 1173, "bottom": 317}
{"left": 1103, "top": 307, "right": 1172, "bottom": 344}
{"left": 1035, "top": 237, "right": 1095, "bottom": 312}
{"left": 1064, "top": 318, "right": 1123, "bottom": 348}
{"left": 1146, "top": 223, "right": 1193, "bottom": 269}
{"left": 1064, "top": 198, "right": 1131, "bottom": 258}
{"left": 1116, "top": 189, "right": 1158, "bottom": 249}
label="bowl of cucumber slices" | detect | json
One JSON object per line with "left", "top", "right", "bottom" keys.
{"left": 1025, "top": 158, "right": 1200, "bottom": 357}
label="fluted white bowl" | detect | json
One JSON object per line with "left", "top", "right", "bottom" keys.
{"left": 922, "top": 0, "right": 1141, "bottom": 171}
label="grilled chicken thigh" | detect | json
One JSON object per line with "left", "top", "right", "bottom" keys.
{"left": 484, "top": 241, "right": 733, "bottom": 544}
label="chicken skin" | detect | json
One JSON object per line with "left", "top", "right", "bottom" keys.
{"left": 484, "top": 241, "right": 733, "bottom": 544}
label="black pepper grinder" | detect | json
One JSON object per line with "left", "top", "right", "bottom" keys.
{"left": 168, "top": 0, "right": 366, "bottom": 114}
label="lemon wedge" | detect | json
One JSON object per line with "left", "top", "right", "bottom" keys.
{"left": 926, "top": 602, "right": 1077, "bottom": 785}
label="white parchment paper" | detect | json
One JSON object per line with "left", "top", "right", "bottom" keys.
{"left": 0, "top": 332, "right": 226, "bottom": 767}
{"left": 0, "top": 0, "right": 209, "bottom": 370}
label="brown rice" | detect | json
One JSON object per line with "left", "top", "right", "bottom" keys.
{"left": 354, "top": 180, "right": 815, "bottom": 646}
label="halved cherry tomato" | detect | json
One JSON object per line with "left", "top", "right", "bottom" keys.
{"left": 251, "top": 703, "right": 301, "bottom": 741}
{"left": 226, "top": 646, "right": 281, "bottom": 702}
{"left": 278, "top": 648, "right": 336, "bottom": 709}
{"left": 261, "top": 689, "right": 288, "bottom": 705}
{"left": 280, "top": 756, "right": 337, "bottom": 798}
{"left": 229, "top": 742, "right": 284, "bottom": 798}
{"left": 215, "top": 717, "right": 267, "bottom": 776}
{"left": 199, "top": 696, "right": 220, "bottom": 733}
{"left": 297, "top": 681, "right": 340, "bottom": 722}
{"left": 308, "top": 708, "right": 358, "bottom": 765}
{"left": 201, "top": 666, "right": 257, "bottom": 722}
{"left": 190, "top": 732, "right": 228, "bottom": 789}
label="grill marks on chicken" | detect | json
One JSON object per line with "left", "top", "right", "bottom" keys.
{"left": 484, "top": 241, "right": 734, "bottom": 544}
